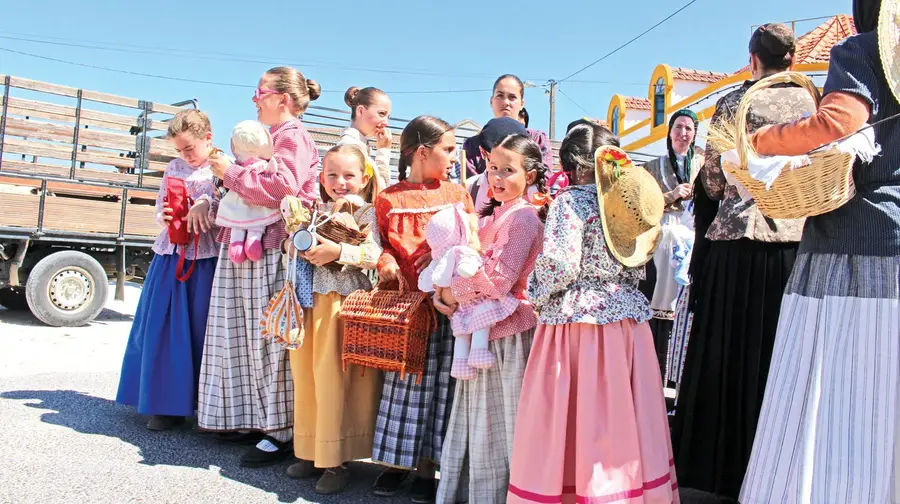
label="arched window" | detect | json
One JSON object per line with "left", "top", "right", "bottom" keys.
{"left": 653, "top": 77, "right": 666, "bottom": 127}
{"left": 611, "top": 106, "right": 620, "bottom": 135}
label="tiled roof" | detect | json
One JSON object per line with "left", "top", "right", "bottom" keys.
{"left": 671, "top": 67, "right": 729, "bottom": 83}
{"left": 735, "top": 15, "right": 857, "bottom": 72}
{"left": 624, "top": 96, "right": 651, "bottom": 111}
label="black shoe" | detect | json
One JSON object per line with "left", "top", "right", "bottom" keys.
{"left": 239, "top": 437, "right": 293, "bottom": 468}
{"left": 372, "top": 468, "right": 409, "bottom": 497}
{"left": 146, "top": 415, "right": 185, "bottom": 431}
{"left": 215, "top": 431, "right": 265, "bottom": 445}
{"left": 409, "top": 476, "right": 436, "bottom": 504}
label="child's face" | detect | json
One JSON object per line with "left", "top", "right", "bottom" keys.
{"left": 356, "top": 94, "right": 392, "bottom": 137}
{"left": 253, "top": 74, "right": 286, "bottom": 126}
{"left": 321, "top": 152, "right": 370, "bottom": 200}
{"left": 486, "top": 146, "right": 536, "bottom": 203}
{"left": 417, "top": 130, "right": 457, "bottom": 182}
{"left": 172, "top": 131, "right": 212, "bottom": 168}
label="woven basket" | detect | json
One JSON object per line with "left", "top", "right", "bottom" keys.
{"left": 723, "top": 72, "right": 856, "bottom": 219}
{"left": 314, "top": 199, "right": 370, "bottom": 271}
{"left": 340, "top": 276, "right": 435, "bottom": 384}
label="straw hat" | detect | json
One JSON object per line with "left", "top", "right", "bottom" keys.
{"left": 880, "top": 0, "right": 900, "bottom": 104}
{"left": 594, "top": 145, "right": 664, "bottom": 268}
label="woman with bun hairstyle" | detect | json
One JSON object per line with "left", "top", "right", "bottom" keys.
{"left": 198, "top": 66, "right": 322, "bottom": 468}
{"left": 670, "top": 24, "right": 815, "bottom": 500}
{"left": 338, "top": 86, "right": 393, "bottom": 189}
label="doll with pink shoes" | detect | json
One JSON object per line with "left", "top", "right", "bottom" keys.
{"left": 419, "top": 202, "right": 519, "bottom": 380}
{"left": 215, "top": 120, "right": 283, "bottom": 263}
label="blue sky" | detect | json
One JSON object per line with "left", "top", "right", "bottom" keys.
{"left": 2, "top": 0, "right": 849, "bottom": 141}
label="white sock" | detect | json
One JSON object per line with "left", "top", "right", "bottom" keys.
{"left": 255, "top": 439, "right": 280, "bottom": 452}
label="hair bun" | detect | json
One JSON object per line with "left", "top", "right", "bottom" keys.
{"left": 306, "top": 79, "right": 322, "bottom": 101}
{"left": 344, "top": 86, "right": 360, "bottom": 108}
{"left": 759, "top": 23, "right": 795, "bottom": 56}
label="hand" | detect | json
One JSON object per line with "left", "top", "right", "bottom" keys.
{"left": 668, "top": 183, "right": 692, "bottom": 201}
{"left": 304, "top": 236, "right": 342, "bottom": 266}
{"left": 375, "top": 126, "right": 392, "bottom": 149}
{"left": 436, "top": 286, "right": 458, "bottom": 307}
{"left": 185, "top": 200, "right": 211, "bottom": 234}
{"left": 161, "top": 204, "right": 175, "bottom": 222}
{"left": 208, "top": 154, "right": 231, "bottom": 180}
{"left": 379, "top": 262, "right": 400, "bottom": 283}
{"left": 414, "top": 254, "right": 432, "bottom": 274}
{"left": 432, "top": 289, "right": 458, "bottom": 316}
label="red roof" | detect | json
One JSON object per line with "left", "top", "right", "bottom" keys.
{"left": 735, "top": 15, "right": 857, "bottom": 72}
{"left": 671, "top": 67, "right": 729, "bottom": 83}
{"left": 624, "top": 96, "right": 651, "bottom": 110}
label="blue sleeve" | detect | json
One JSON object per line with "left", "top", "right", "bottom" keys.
{"left": 822, "top": 33, "right": 880, "bottom": 116}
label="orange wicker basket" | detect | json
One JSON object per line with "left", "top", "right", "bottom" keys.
{"left": 340, "top": 276, "right": 435, "bottom": 384}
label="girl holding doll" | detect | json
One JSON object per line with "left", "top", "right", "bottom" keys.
{"left": 507, "top": 123, "right": 679, "bottom": 504}
{"left": 116, "top": 109, "right": 220, "bottom": 431}
{"left": 370, "top": 116, "right": 474, "bottom": 503}
{"left": 283, "top": 144, "right": 384, "bottom": 495}
{"left": 197, "top": 66, "right": 321, "bottom": 467}
{"left": 435, "top": 133, "right": 547, "bottom": 504}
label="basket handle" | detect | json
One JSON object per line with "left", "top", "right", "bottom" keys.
{"left": 735, "top": 71, "right": 821, "bottom": 167}
{"left": 375, "top": 272, "right": 410, "bottom": 294}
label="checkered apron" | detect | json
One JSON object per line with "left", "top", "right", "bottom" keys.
{"left": 372, "top": 312, "right": 454, "bottom": 469}
{"left": 435, "top": 330, "right": 534, "bottom": 504}
{"left": 196, "top": 247, "right": 294, "bottom": 433}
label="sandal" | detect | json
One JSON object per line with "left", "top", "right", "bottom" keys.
{"left": 372, "top": 468, "right": 409, "bottom": 497}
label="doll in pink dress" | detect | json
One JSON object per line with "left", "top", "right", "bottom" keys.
{"left": 215, "top": 120, "right": 283, "bottom": 263}
{"left": 419, "top": 202, "right": 519, "bottom": 380}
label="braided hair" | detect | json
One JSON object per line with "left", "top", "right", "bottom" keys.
{"left": 479, "top": 133, "right": 549, "bottom": 222}
{"left": 397, "top": 116, "right": 452, "bottom": 181}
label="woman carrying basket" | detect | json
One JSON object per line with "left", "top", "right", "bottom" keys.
{"left": 740, "top": 1, "right": 900, "bottom": 502}
{"left": 670, "top": 23, "right": 816, "bottom": 501}
{"left": 370, "top": 116, "right": 475, "bottom": 503}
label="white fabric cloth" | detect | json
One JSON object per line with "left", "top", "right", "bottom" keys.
{"left": 215, "top": 158, "right": 282, "bottom": 229}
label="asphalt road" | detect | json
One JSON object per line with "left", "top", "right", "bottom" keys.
{"left": 0, "top": 284, "right": 411, "bottom": 504}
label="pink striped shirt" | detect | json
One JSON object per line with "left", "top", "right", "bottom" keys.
{"left": 217, "top": 119, "right": 320, "bottom": 249}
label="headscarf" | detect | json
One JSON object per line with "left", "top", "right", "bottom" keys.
{"left": 853, "top": 0, "right": 881, "bottom": 33}
{"left": 666, "top": 109, "right": 699, "bottom": 184}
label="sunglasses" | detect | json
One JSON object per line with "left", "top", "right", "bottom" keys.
{"left": 253, "top": 87, "right": 281, "bottom": 101}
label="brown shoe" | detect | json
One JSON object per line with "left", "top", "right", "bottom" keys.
{"left": 315, "top": 466, "right": 349, "bottom": 495}
{"left": 146, "top": 415, "right": 185, "bottom": 431}
{"left": 286, "top": 460, "right": 324, "bottom": 479}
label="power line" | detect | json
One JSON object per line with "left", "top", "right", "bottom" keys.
{"left": 557, "top": 87, "right": 594, "bottom": 117}
{"left": 0, "top": 47, "right": 493, "bottom": 95}
{"left": 558, "top": 0, "right": 699, "bottom": 83}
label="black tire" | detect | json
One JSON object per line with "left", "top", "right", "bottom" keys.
{"left": 0, "top": 285, "right": 28, "bottom": 310}
{"left": 25, "top": 251, "right": 109, "bottom": 327}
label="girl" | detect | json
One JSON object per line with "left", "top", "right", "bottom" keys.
{"left": 197, "top": 66, "right": 321, "bottom": 467}
{"left": 284, "top": 144, "right": 384, "bottom": 495}
{"left": 116, "top": 109, "right": 219, "bottom": 431}
{"left": 339, "top": 86, "right": 393, "bottom": 189}
{"left": 435, "top": 133, "right": 546, "bottom": 504}
{"left": 370, "top": 116, "right": 474, "bottom": 504}
{"left": 507, "top": 123, "right": 679, "bottom": 504}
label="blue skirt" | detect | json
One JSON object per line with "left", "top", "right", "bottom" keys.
{"left": 116, "top": 252, "right": 217, "bottom": 416}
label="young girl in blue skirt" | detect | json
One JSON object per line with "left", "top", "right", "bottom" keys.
{"left": 116, "top": 109, "right": 221, "bottom": 431}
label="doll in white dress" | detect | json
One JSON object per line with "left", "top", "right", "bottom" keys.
{"left": 215, "top": 120, "right": 282, "bottom": 263}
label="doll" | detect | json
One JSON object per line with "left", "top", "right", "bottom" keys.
{"left": 215, "top": 120, "right": 282, "bottom": 263}
{"left": 419, "top": 203, "right": 519, "bottom": 380}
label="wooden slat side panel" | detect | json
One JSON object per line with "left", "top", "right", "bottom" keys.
{"left": 81, "top": 89, "right": 139, "bottom": 109}
{"left": 9, "top": 77, "right": 78, "bottom": 98}
{"left": 4, "top": 117, "right": 76, "bottom": 144}
{"left": 43, "top": 197, "right": 122, "bottom": 234}
{"left": 0, "top": 159, "right": 161, "bottom": 190}
{"left": 148, "top": 137, "right": 178, "bottom": 158}
{"left": 0, "top": 192, "right": 40, "bottom": 229}
{"left": 6, "top": 97, "right": 76, "bottom": 119}
{"left": 147, "top": 160, "right": 169, "bottom": 172}
{"left": 150, "top": 102, "right": 185, "bottom": 115}
{"left": 124, "top": 203, "right": 160, "bottom": 238}
{"left": 2, "top": 138, "right": 135, "bottom": 169}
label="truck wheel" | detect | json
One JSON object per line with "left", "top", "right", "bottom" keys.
{"left": 25, "top": 251, "right": 109, "bottom": 327}
{"left": 0, "top": 286, "right": 28, "bottom": 310}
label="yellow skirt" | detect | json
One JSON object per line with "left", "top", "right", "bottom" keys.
{"left": 290, "top": 291, "right": 383, "bottom": 468}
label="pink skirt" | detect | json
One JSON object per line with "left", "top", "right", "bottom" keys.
{"left": 507, "top": 321, "right": 679, "bottom": 504}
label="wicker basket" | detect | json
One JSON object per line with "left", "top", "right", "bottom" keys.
{"left": 312, "top": 198, "right": 370, "bottom": 271}
{"left": 723, "top": 72, "right": 856, "bottom": 219}
{"left": 340, "top": 276, "right": 435, "bottom": 384}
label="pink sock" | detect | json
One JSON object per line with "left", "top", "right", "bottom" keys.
{"left": 245, "top": 237, "right": 263, "bottom": 262}
{"left": 229, "top": 242, "right": 247, "bottom": 263}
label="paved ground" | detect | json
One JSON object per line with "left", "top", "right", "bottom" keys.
{"left": 0, "top": 283, "right": 410, "bottom": 504}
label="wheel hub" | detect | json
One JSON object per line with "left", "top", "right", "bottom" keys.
{"left": 48, "top": 268, "right": 93, "bottom": 312}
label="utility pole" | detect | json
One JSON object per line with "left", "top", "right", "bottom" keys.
{"left": 548, "top": 80, "right": 558, "bottom": 140}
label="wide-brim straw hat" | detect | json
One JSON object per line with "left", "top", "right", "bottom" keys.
{"left": 880, "top": 0, "right": 900, "bottom": 104}
{"left": 594, "top": 145, "right": 664, "bottom": 268}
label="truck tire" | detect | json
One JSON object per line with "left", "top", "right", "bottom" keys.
{"left": 25, "top": 251, "right": 109, "bottom": 327}
{"left": 0, "top": 286, "right": 28, "bottom": 310}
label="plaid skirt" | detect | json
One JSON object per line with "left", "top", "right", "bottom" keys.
{"left": 372, "top": 312, "right": 454, "bottom": 469}
{"left": 436, "top": 330, "right": 535, "bottom": 504}
{"left": 196, "top": 247, "right": 294, "bottom": 432}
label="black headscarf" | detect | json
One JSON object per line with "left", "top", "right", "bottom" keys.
{"left": 853, "top": 0, "right": 881, "bottom": 33}
{"left": 667, "top": 109, "right": 699, "bottom": 184}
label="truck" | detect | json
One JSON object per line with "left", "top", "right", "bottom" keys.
{"left": 0, "top": 75, "right": 196, "bottom": 326}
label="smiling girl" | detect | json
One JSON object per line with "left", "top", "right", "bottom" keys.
{"left": 338, "top": 86, "right": 393, "bottom": 189}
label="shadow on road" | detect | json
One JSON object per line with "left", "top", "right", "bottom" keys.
{"left": 0, "top": 389, "right": 395, "bottom": 503}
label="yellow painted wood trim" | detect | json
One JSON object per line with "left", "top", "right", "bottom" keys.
{"left": 607, "top": 94, "right": 628, "bottom": 133}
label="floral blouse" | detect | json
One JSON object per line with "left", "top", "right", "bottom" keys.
{"left": 312, "top": 201, "right": 382, "bottom": 297}
{"left": 702, "top": 81, "right": 814, "bottom": 242}
{"left": 152, "top": 158, "right": 220, "bottom": 260}
{"left": 526, "top": 185, "right": 651, "bottom": 326}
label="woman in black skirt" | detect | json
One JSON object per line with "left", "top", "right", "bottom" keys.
{"left": 670, "top": 23, "right": 816, "bottom": 501}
